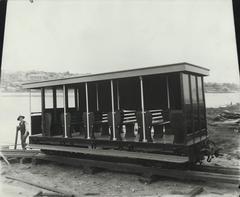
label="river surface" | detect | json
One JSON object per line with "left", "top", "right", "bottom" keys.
{"left": 0, "top": 92, "right": 239, "bottom": 145}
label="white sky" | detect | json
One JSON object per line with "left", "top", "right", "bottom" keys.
{"left": 2, "top": 0, "right": 240, "bottom": 83}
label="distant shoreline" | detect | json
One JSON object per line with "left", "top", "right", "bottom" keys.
{"left": 205, "top": 91, "right": 240, "bottom": 94}
{"left": 1, "top": 91, "right": 240, "bottom": 97}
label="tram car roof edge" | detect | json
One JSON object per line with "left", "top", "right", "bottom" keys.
{"left": 22, "top": 62, "right": 209, "bottom": 89}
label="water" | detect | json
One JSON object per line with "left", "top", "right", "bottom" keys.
{"left": 205, "top": 92, "right": 240, "bottom": 108}
{"left": 0, "top": 92, "right": 239, "bottom": 145}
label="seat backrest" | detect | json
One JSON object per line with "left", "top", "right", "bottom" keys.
{"left": 149, "top": 109, "right": 164, "bottom": 122}
{"left": 101, "top": 112, "right": 108, "bottom": 123}
{"left": 122, "top": 110, "right": 137, "bottom": 124}
{"left": 94, "top": 111, "right": 108, "bottom": 123}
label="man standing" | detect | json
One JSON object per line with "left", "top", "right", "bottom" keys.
{"left": 17, "top": 115, "right": 29, "bottom": 150}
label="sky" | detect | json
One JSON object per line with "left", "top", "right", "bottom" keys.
{"left": 2, "top": 0, "right": 240, "bottom": 83}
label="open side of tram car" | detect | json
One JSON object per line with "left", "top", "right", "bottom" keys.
{"left": 22, "top": 62, "right": 210, "bottom": 163}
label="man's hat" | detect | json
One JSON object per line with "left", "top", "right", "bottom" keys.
{"left": 17, "top": 115, "right": 25, "bottom": 121}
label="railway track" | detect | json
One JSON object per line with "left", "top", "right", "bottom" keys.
{"left": 1, "top": 148, "right": 239, "bottom": 185}
{"left": 190, "top": 164, "right": 240, "bottom": 176}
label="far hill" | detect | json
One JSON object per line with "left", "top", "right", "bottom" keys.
{"left": 0, "top": 70, "right": 82, "bottom": 92}
{"left": 204, "top": 82, "right": 240, "bottom": 93}
{"left": 0, "top": 70, "right": 239, "bottom": 93}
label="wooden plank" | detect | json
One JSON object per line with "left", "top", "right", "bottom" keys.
{"left": 30, "top": 144, "right": 189, "bottom": 163}
{"left": 14, "top": 128, "right": 19, "bottom": 149}
{"left": 5, "top": 176, "right": 75, "bottom": 197}
{"left": 0, "top": 149, "right": 40, "bottom": 158}
{"left": 0, "top": 152, "right": 10, "bottom": 165}
{"left": 186, "top": 186, "right": 203, "bottom": 197}
{"left": 0, "top": 149, "right": 40, "bottom": 153}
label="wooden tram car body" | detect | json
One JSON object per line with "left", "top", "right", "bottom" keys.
{"left": 23, "top": 62, "right": 209, "bottom": 164}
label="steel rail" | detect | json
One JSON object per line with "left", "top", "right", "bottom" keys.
{"left": 31, "top": 153, "right": 239, "bottom": 185}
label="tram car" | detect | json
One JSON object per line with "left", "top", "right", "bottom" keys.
{"left": 23, "top": 62, "right": 218, "bottom": 164}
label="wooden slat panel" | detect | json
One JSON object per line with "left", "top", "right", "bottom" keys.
{"left": 123, "top": 120, "right": 136, "bottom": 124}
{"left": 152, "top": 120, "right": 170, "bottom": 125}
{"left": 149, "top": 109, "right": 163, "bottom": 112}
{"left": 151, "top": 112, "right": 162, "bottom": 116}
{"left": 152, "top": 116, "right": 163, "bottom": 120}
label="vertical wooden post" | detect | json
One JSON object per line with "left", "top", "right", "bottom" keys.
{"left": 85, "top": 83, "right": 90, "bottom": 139}
{"left": 96, "top": 83, "right": 99, "bottom": 111}
{"left": 0, "top": 0, "right": 7, "bottom": 78}
{"left": 179, "top": 73, "right": 187, "bottom": 144}
{"left": 74, "top": 88, "right": 78, "bottom": 110}
{"left": 164, "top": 75, "right": 170, "bottom": 134}
{"left": 29, "top": 89, "right": 32, "bottom": 135}
{"left": 63, "top": 85, "right": 68, "bottom": 138}
{"left": 201, "top": 77, "right": 207, "bottom": 136}
{"left": 166, "top": 76, "right": 170, "bottom": 109}
{"left": 189, "top": 75, "right": 195, "bottom": 143}
{"left": 41, "top": 88, "right": 45, "bottom": 136}
{"left": 14, "top": 127, "right": 18, "bottom": 150}
{"left": 53, "top": 88, "right": 57, "bottom": 109}
{"left": 110, "top": 80, "right": 116, "bottom": 141}
{"left": 77, "top": 88, "right": 80, "bottom": 111}
{"left": 117, "top": 81, "right": 120, "bottom": 110}
{"left": 52, "top": 87, "right": 57, "bottom": 136}
{"left": 140, "top": 76, "right": 147, "bottom": 142}
{"left": 196, "top": 77, "right": 200, "bottom": 132}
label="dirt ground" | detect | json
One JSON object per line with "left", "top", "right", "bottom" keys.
{"left": 1, "top": 104, "right": 240, "bottom": 197}
{"left": 0, "top": 162, "right": 239, "bottom": 197}
{"left": 206, "top": 103, "right": 240, "bottom": 167}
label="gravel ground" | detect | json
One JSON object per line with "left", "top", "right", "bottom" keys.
{"left": 0, "top": 161, "right": 239, "bottom": 197}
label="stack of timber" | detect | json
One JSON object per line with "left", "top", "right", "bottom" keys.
{"left": 0, "top": 146, "right": 40, "bottom": 164}
{"left": 211, "top": 110, "right": 240, "bottom": 131}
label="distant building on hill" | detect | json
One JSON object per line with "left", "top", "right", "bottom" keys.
{"left": 26, "top": 72, "right": 49, "bottom": 82}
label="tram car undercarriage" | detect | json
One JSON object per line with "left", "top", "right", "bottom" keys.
{"left": 23, "top": 62, "right": 219, "bottom": 164}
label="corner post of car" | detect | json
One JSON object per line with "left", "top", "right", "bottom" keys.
{"left": 110, "top": 79, "right": 117, "bottom": 141}
{"left": 139, "top": 76, "right": 147, "bottom": 142}
{"left": 180, "top": 72, "right": 188, "bottom": 144}
{"left": 85, "top": 82, "right": 90, "bottom": 139}
{"left": 188, "top": 75, "right": 194, "bottom": 143}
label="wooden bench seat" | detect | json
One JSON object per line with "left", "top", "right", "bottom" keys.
{"left": 94, "top": 112, "right": 110, "bottom": 138}
{"left": 136, "top": 109, "right": 170, "bottom": 142}
{"left": 108, "top": 110, "right": 137, "bottom": 140}
{"left": 95, "top": 112, "right": 108, "bottom": 124}
{"left": 150, "top": 109, "right": 170, "bottom": 126}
